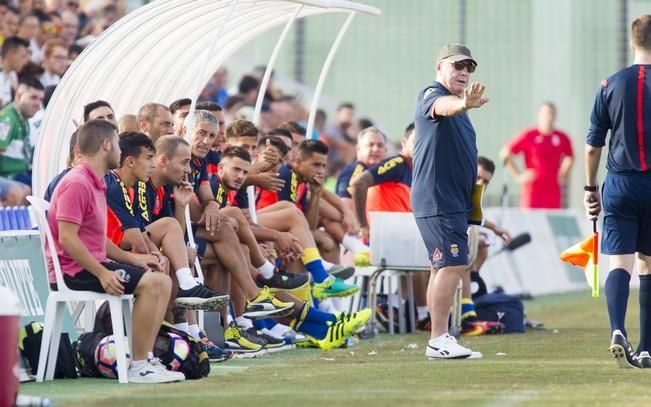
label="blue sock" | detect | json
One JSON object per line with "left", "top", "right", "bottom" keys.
{"left": 605, "top": 268, "right": 630, "bottom": 338}
{"left": 229, "top": 304, "right": 236, "bottom": 321}
{"left": 297, "top": 321, "right": 328, "bottom": 340}
{"left": 266, "top": 319, "right": 278, "bottom": 329}
{"left": 253, "top": 319, "right": 271, "bottom": 330}
{"left": 304, "top": 306, "right": 337, "bottom": 325}
{"left": 639, "top": 275, "right": 651, "bottom": 353}
{"left": 301, "top": 248, "right": 330, "bottom": 283}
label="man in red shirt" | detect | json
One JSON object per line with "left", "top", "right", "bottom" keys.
{"left": 501, "top": 102, "right": 574, "bottom": 208}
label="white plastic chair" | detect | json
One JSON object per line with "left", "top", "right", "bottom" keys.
{"left": 27, "top": 196, "right": 133, "bottom": 384}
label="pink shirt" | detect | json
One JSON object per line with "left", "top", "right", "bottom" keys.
{"left": 46, "top": 163, "right": 108, "bottom": 283}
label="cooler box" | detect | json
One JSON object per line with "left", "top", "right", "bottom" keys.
{"left": 369, "top": 212, "right": 430, "bottom": 269}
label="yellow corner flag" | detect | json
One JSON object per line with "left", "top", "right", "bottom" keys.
{"left": 560, "top": 225, "right": 599, "bottom": 297}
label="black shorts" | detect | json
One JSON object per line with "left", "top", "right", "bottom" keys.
{"left": 59, "top": 262, "right": 146, "bottom": 294}
{"left": 415, "top": 213, "right": 469, "bottom": 269}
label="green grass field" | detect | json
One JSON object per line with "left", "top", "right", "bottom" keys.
{"left": 20, "top": 291, "right": 651, "bottom": 407}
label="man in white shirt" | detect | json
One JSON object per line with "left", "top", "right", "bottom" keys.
{"left": 40, "top": 38, "right": 68, "bottom": 87}
{"left": 0, "top": 36, "right": 29, "bottom": 108}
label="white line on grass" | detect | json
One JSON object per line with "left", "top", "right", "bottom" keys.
{"left": 481, "top": 391, "right": 542, "bottom": 407}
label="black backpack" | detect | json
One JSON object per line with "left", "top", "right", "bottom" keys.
{"left": 72, "top": 332, "right": 104, "bottom": 377}
{"left": 93, "top": 300, "right": 127, "bottom": 336}
{"left": 154, "top": 322, "right": 210, "bottom": 380}
{"left": 475, "top": 292, "right": 526, "bottom": 333}
{"left": 19, "top": 322, "right": 78, "bottom": 379}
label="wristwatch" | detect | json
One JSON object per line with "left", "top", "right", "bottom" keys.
{"left": 584, "top": 185, "right": 598, "bottom": 192}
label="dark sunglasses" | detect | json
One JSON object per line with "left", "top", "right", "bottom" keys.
{"left": 450, "top": 60, "right": 476, "bottom": 73}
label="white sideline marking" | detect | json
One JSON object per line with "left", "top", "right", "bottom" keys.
{"left": 481, "top": 391, "right": 542, "bottom": 407}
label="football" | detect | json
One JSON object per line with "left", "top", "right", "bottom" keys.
{"left": 154, "top": 332, "right": 190, "bottom": 372}
{"left": 94, "top": 335, "right": 131, "bottom": 379}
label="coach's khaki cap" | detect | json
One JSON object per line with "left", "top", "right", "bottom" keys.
{"left": 437, "top": 44, "right": 477, "bottom": 65}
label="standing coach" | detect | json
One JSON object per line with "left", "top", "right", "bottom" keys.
{"left": 585, "top": 15, "right": 651, "bottom": 369}
{"left": 413, "top": 44, "right": 488, "bottom": 360}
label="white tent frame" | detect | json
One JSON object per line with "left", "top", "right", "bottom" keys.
{"left": 32, "top": 0, "right": 381, "bottom": 196}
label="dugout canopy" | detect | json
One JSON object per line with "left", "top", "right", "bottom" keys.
{"left": 33, "top": 0, "right": 381, "bottom": 196}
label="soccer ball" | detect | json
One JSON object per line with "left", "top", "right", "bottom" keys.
{"left": 94, "top": 335, "right": 131, "bottom": 379}
{"left": 154, "top": 332, "right": 190, "bottom": 372}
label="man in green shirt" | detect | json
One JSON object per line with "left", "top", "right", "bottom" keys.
{"left": 0, "top": 77, "right": 44, "bottom": 185}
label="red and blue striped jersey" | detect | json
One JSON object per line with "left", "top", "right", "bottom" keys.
{"left": 587, "top": 64, "right": 651, "bottom": 173}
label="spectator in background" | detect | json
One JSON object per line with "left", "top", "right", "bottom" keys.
{"left": 325, "top": 102, "right": 355, "bottom": 142}
{"left": 314, "top": 109, "right": 327, "bottom": 136}
{"left": 223, "top": 94, "right": 245, "bottom": 124}
{"left": 18, "top": 60, "right": 44, "bottom": 82}
{"left": 501, "top": 101, "right": 574, "bottom": 209}
{"left": 238, "top": 74, "right": 259, "bottom": 106}
{"left": 32, "top": 0, "right": 47, "bottom": 12}
{"left": 323, "top": 102, "right": 355, "bottom": 169}
{"left": 59, "top": 10, "right": 78, "bottom": 46}
{"left": 0, "top": 37, "right": 29, "bottom": 107}
{"left": 0, "top": 6, "right": 19, "bottom": 45}
{"left": 40, "top": 38, "right": 67, "bottom": 86}
{"left": 212, "top": 66, "right": 228, "bottom": 106}
{"left": 30, "top": 10, "right": 57, "bottom": 63}
{"left": 0, "top": 78, "right": 44, "bottom": 186}
{"left": 0, "top": 0, "right": 7, "bottom": 21}
{"left": 67, "top": 43, "right": 82, "bottom": 62}
{"left": 16, "top": 13, "right": 38, "bottom": 44}
{"left": 17, "top": 0, "right": 32, "bottom": 15}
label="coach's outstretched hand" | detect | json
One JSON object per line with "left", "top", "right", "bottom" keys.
{"left": 584, "top": 190, "right": 601, "bottom": 220}
{"left": 463, "top": 82, "right": 489, "bottom": 110}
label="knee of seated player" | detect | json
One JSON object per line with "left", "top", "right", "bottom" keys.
{"left": 221, "top": 214, "right": 239, "bottom": 232}
{"left": 312, "top": 229, "right": 336, "bottom": 252}
{"left": 137, "top": 271, "right": 172, "bottom": 296}
{"left": 157, "top": 216, "right": 183, "bottom": 234}
{"left": 221, "top": 206, "right": 245, "bottom": 223}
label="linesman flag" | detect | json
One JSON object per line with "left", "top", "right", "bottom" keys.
{"left": 560, "top": 221, "right": 599, "bottom": 297}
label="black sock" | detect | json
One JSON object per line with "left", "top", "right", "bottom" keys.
{"left": 605, "top": 268, "right": 631, "bottom": 338}
{"left": 639, "top": 275, "right": 651, "bottom": 353}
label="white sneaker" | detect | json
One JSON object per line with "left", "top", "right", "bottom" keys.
{"left": 128, "top": 360, "right": 181, "bottom": 384}
{"left": 426, "top": 334, "right": 473, "bottom": 360}
{"left": 148, "top": 357, "right": 186, "bottom": 381}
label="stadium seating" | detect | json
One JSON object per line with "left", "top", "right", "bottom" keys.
{"left": 27, "top": 196, "right": 134, "bottom": 384}
{"left": 0, "top": 206, "right": 33, "bottom": 231}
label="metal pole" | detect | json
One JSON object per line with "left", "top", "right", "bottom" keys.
{"left": 184, "top": 0, "right": 240, "bottom": 139}
{"left": 248, "top": 4, "right": 303, "bottom": 224}
{"left": 294, "top": 18, "right": 306, "bottom": 84}
{"left": 459, "top": 0, "right": 466, "bottom": 44}
{"left": 253, "top": 5, "right": 303, "bottom": 124}
{"left": 306, "top": 12, "right": 355, "bottom": 140}
{"left": 618, "top": 0, "right": 629, "bottom": 68}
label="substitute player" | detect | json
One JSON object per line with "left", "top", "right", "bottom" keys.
{"left": 413, "top": 44, "right": 488, "bottom": 360}
{"left": 585, "top": 14, "right": 651, "bottom": 369}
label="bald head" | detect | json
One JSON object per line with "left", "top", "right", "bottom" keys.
{"left": 137, "top": 103, "right": 174, "bottom": 141}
